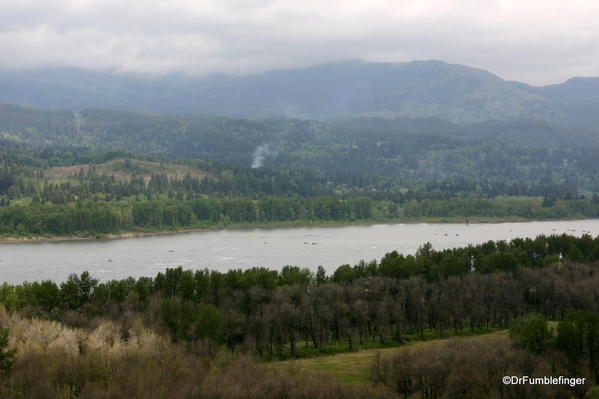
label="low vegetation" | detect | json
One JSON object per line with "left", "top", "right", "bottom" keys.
{"left": 372, "top": 313, "right": 599, "bottom": 398}
{"left": 0, "top": 308, "right": 392, "bottom": 398}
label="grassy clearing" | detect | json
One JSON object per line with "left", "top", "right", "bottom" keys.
{"left": 274, "top": 330, "right": 507, "bottom": 385}
{"left": 267, "top": 326, "right": 505, "bottom": 361}
{"left": 45, "top": 158, "right": 208, "bottom": 183}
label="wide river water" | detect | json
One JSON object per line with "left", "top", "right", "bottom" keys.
{"left": 1, "top": 219, "right": 599, "bottom": 283}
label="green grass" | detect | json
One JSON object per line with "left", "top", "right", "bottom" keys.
{"left": 273, "top": 330, "right": 507, "bottom": 385}
{"left": 8, "top": 197, "right": 33, "bottom": 206}
{"left": 270, "top": 326, "right": 504, "bottom": 361}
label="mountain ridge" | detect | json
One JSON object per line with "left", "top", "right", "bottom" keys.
{"left": 0, "top": 60, "right": 597, "bottom": 127}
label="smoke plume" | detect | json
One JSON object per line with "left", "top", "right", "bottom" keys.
{"left": 251, "top": 144, "right": 270, "bottom": 168}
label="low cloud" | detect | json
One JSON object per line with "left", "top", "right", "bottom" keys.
{"left": 0, "top": 0, "right": 598, "bottom": 84}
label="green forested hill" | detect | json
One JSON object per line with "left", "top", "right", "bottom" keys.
{"left": 3, "top": 131, "right": 599, "bottom": 238}
{"left": 1, "top": 105, "right": 599, "bottom": 194}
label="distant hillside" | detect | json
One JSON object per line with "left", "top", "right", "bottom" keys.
{"left": 2, "top": 105, "right": 599, "bottom": 194}
{"left": 1, "top": 105, "right": 592, "bottom": 158}
{"left": 534, "top": 77, "right": 599, "bottom": 105}
{"left": 1, "top": 60, "right": 598, "bottom": 126}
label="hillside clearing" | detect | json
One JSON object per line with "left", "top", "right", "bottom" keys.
{"left": 45, "top": 158, "right": 208, "bottom": 183}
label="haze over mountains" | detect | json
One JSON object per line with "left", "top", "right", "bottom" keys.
{"left": 1, "top": 60, "right": 599, "bottom": 129}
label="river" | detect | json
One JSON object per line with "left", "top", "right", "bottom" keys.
{"left": 1, "top": 219, "right": 598, "bottom": 283}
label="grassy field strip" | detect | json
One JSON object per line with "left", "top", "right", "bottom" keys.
{"left": 45, "top": 158, "right": 208, "bottom": 182}
{"left": 274, "top": 330, "right": 508, "bottom": 385}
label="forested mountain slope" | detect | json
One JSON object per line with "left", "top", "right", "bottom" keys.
{"left": 2, "top": 105, "right": 599, "bottom": 194}
{"left": 1, "top": 60, "right": 599, "bottom": 126}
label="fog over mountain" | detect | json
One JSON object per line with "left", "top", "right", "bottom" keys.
{"left": 1, "top": 60, "right": 599, "bottom": 129}
{"left": 3, "top": 1, "right": 599, "bottom": 85}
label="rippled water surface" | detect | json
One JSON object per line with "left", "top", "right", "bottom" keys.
{"left": 1, "top": 219, "right": 598, "bottom": 283}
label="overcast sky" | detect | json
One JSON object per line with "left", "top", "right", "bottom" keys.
{"left": 0, "top": 0, "right": 598, "bottom": 85}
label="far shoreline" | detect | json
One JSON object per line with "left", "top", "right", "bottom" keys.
{"left": 1, "top": 215, "right": 596, "bottom": 244}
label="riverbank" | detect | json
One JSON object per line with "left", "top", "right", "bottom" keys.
{"left": 1, "top": 214, "right": 594, "bottom": 244}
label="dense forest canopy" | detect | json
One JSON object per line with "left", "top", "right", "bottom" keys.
{"left": 2, "top": 104, "right": 599, "bottom": 238}
{"left": 2, "top": 140, "right": 599, "bottom": 237}
{"left": 2, "top": 105, "right": 599, "bottom": 193}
